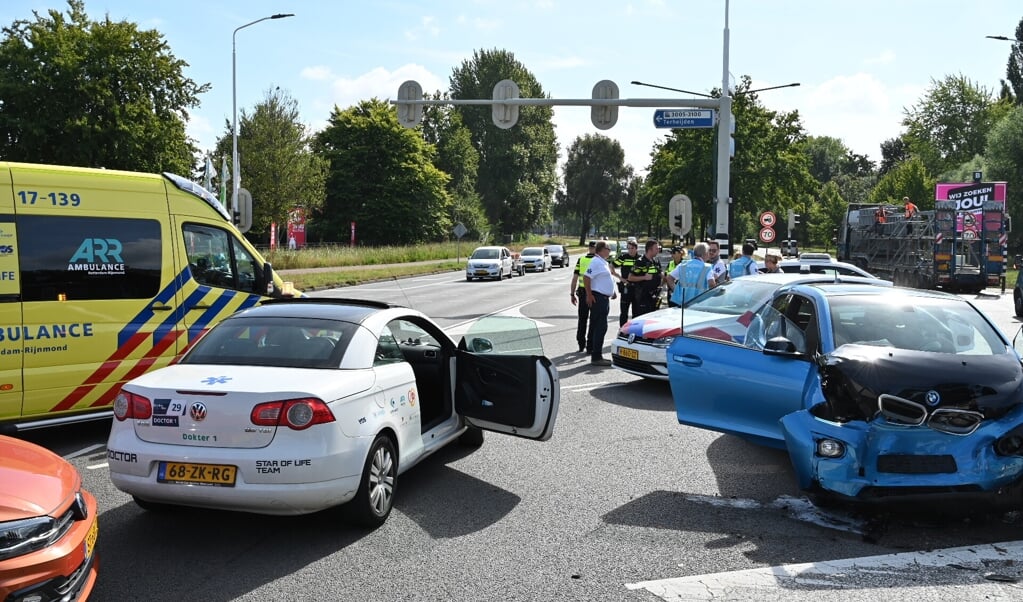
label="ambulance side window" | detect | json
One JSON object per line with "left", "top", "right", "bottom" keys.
{"left": 19, "top": 215, "right": 161, "bottom": 302}
{"left": 183, "top": 224, "right": 260, "bottom": 294}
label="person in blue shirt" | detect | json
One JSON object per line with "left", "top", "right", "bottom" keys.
{"left": 666, "top": 242, "right": 716, "bottom": 307}
{"left": 728, "top": 242, "right": 758, "bottom": 279}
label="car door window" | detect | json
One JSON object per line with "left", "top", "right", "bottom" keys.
{"left": 183, "top": 224, "right": 263, "bottom": 294}
{"left": 374, "top": 325, "right": 406, "bottom": 365}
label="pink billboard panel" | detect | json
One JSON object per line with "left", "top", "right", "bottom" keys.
{"left": 934, "top": 182, "right": 1007, "bottom": 236}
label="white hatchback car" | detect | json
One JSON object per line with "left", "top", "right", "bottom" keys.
{"left": 520, "top": 246, "right": 552, "bottom": 272}
{"left": 107, "top": 298, "right": 559, "bottom": 527}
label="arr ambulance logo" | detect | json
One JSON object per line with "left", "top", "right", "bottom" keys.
{"left": 0, "top": 245, "right": 13, "bottom": 254}
{"left": 68, "top": 238, "right": 126, "bottom": 275}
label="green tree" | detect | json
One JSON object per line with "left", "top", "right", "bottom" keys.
{"left": 421, "top": 96, "right": 489, "bottom": 240}
{"left": 803, "top": 136, "right": 850, "bottom": 184}
{"left": 808, "top": 181, "right": 849, "bottom": 249}
{"left": 878, "top": 136, "right": 909, "bottom": 176}
{"left": 986, "top": 106, "right": 1023, "bottom": 251}
{"left": 1003, "top": 17, "right": 1023, "bottom": 105}
{"left": 0, "top": 0, "right": 207, "bottom": 173}
{"left": 902, "top": 75, "right": 998, "bottom": 175}
{"left": 557, "top": 134, "right": 631, "bottom": 244}
{"left": 449, "top": 49, "right": 558, "bottom": 238}
{"left": 643, "top": 76, "right": 815, "bottom": 241}
{"left": 867, "top": 156, "right": 935, "bottom": 209}
{"left": 311, "top": 99, "right": 451, "bottom": 246}
{"left": 213, "top": 88, "right": 326, "bottom": 245}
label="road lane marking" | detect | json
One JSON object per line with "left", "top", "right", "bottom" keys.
{"left": 87, "top": 462, "right": 109, "bottom": 470}
{"left": 63, "top": 443, "right": 104, "bottom": 459}
{"left": 626, "top": 540, "right": 1023, "bottom": 600}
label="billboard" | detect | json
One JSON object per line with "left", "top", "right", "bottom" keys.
{"left": 934, "top": 182, "right": 1007, "bottom": 235}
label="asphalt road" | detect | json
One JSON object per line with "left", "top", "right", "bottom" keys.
{"left": 21, "top": 266, "right": 1023, "bottom": 601}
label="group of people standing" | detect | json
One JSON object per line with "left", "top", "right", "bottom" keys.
{"left": 571, "top": 238, "right": 783, "bottom": 366}
{"left": 570, "top": 239, "right": 662, "bottom": 365}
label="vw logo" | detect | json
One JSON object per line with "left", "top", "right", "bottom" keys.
{"left": 627, "top": 334, "right": 636, "bottom": 344}
{"left": 190, "top": 402, "right": 208, "bottom": 421}
{"left": 925, "top": 390, "right": 941, "bottom": 407}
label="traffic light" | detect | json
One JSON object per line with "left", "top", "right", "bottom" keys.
{"left": 787, "top": 209, "right": 800, "bottom": 231}
{"left": 674, "top": 214, "right": 683, "bottom": 230}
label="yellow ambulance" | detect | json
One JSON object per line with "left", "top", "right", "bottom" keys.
{"left": 0, "top": 162, "right": 295, "bottom": 432}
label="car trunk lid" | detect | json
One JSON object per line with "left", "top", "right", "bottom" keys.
{"left": 126, "top": 365, "right": 374, "bottom": 448}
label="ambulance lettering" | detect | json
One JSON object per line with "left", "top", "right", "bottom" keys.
{"left": 0, "top": 323, "right": 93, "bottom": 342}
{"left": 68, "top": 238, "right": 126, "bottom": 275}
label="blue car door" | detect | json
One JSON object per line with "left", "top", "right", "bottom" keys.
{"left": 667, "top": 293, "right": 820, "bottom": 448}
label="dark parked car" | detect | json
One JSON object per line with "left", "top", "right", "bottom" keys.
{"left": 545, "top": 244, "right": 570, "bottom": 268}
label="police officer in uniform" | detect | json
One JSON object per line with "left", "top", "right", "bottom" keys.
{"left": 570, "top": 241, "right": 597, "bottom": 352}
{"left": 613, "top": 240, "right": 640, "bottom": 326}
{"left": 628, "top": 239, "right": 663, "bottom": 317}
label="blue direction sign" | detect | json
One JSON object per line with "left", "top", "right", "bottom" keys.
{"left": 653, "top": 109, "right": 715, "bottom": 129}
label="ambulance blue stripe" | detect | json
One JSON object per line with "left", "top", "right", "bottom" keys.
{"left": 186, "top": 289, "right": 237, "bottom": 340}
{"left": 150, "top": 269, "right": 195, "bottom": 344}
{"left": 116, "top": 268, "right": 186, "bottom": 347}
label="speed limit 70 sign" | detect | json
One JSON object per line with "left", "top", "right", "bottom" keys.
{"left": 760, "top": 211, "right": 777, "bottom": 228}
{"left": 759, "top": 227, "right": 776, "bottom": 243}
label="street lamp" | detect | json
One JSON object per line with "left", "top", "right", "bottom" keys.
{"left": 630, "top": 80, "right": 715, "bottom": 98}
{"left": 232, "top": 13, "right": 294, "bottom": 216}
{"left": 631, "top": 80, "right": 800, "bottom": 98}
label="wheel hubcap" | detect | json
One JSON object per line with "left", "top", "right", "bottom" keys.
{"left": 368, "top": 446, "right": 394, "bottom": 516}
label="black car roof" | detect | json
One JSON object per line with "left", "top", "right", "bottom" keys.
{"left": 237, "top": 297, "right": 397, "bottom": 323}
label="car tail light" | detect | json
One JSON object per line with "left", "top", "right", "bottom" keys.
{"left": 113, "top": 390, "right": 153, "bottom": 421}
{"left": 250, "top": 398, "right": 335, "bottom": 430}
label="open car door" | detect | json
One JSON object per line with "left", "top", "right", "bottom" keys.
{"left": 455, "top": 316, "right": 559, "bottom": 440}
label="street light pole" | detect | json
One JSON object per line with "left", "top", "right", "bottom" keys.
{"left": 231, "top": 13, "right": 294, "bottom": 217}
{"left": 715, "top": 0, "right": 732, "bottom": 242}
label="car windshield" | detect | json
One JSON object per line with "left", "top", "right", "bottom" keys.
{"left": 829, "top": 295, "right": 1006, "bottom": 355}
{"left": 183, "top": 317, "right": 357, "bottom": 368}
{"left": 471, "top": 248, "right": 498, "bottom": 259}
{"left": 684, "top": 279, "right": 782, "bottom": 315}
{"left": 545, "top": 245, "right": 562, "bottom": 253}
{"left": 522, "top": 248, "right": 542, "bottom": 256}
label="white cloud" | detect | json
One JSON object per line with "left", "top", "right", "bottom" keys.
{"left": 404, "top": 15, "right": 441, "bottom": 41}
{"left": 328, "top": 64, "right": 446, "bottom": 108}
{"left": 864, "top": 49, "right": 896, "bottom": 65}
{"left": 301, "top": 66, "right": 333, "bottom": 81}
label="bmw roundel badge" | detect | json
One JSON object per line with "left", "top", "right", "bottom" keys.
{"left": 925, "top": 390, "right": 941, "bottom": 407}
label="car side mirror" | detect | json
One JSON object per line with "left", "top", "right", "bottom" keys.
{"left": 468, "top": 337, "right": 494, "bottom": 353}
{"left": 764, "top": 336, "right": 798, "bottom": 355}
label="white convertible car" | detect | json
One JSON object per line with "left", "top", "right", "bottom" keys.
{"left": 107, "top": 298, "right": 559, "bottom": 527}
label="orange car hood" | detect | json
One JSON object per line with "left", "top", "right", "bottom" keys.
{"left": 0, "top": 435, "right": 78, "bottom": 520}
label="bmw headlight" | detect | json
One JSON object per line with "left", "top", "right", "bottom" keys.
{"left": 816, "top": 438, "right": 846, "bottom": 458}
{"left": 0, "top": 516, "right": 55, "bottom": 561}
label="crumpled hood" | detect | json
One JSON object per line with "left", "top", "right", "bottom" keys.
{"left": 819, "top": 343, "right": 1023, "bottom": 421}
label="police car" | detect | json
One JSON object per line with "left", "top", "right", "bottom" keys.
{"left": 107, "top": 298, "right": 559, "bottom": 527}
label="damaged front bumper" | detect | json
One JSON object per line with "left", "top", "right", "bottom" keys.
{"left": 780, "top": 404, "right": 1023, "bottom": 509}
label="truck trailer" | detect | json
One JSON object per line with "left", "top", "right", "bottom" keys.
{"left": 837, "top": 182, "right": 1008, "bottom": 294}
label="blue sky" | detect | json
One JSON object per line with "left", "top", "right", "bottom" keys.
{"left": 3, "top": 1, "right": 1020, "bottom": 175}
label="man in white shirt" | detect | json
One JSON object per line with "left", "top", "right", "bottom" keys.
{"left": 584, "top": 241, "right": 617, "bottom": 366}
{"left": 706, "top": 240, "right": 728, "bottom": 283}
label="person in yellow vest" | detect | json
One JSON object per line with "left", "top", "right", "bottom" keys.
{"left": 570, "top": 241, "right": 597, "bottom": 353}
{"left": 666, "top": 246, "right": 685, "bottom": 307}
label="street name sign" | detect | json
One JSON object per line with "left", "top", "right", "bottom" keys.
{"left": 653, "top": 109, "right": 715, "bottom": 129}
